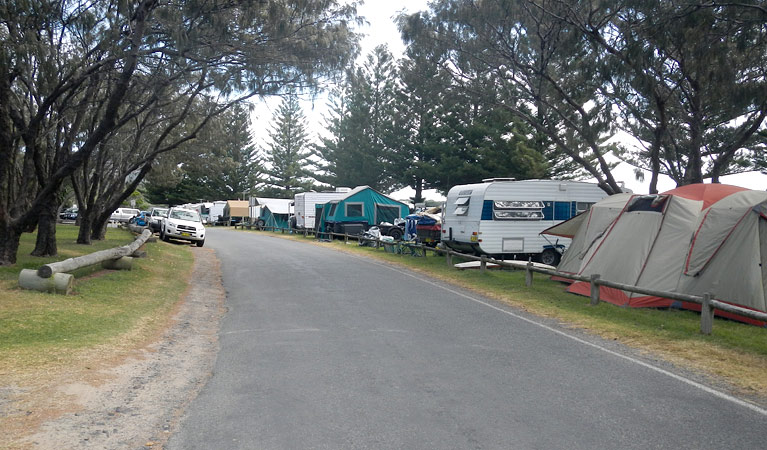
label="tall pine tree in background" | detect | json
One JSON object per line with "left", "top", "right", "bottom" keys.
{"left": 316, "top": 45, "right": 399, "bottom": 191}
{"left": 144, "top": 103, "right": 261, "bottom": 204}
{"left": 260, "top": 94, "right": 315, "bottom": 198}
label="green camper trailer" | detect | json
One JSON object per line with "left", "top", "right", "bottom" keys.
{"left": 315, "top": 186, "right": 409, "bottom": 236}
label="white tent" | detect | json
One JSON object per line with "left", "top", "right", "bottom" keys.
{"left": 544, "top": 184, "right": 767, "bottom": 325}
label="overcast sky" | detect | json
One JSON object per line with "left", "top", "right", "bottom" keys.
{"left": 249, "top": 0, "right": 765, "bottom": 198}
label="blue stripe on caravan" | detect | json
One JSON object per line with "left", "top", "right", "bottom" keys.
{"left": 554, "top": 202, "right": 571, "bottom": 220}
{"left": 481, "top": 200, "right": 493, "bottom": 220}
{"left": 542, "top": 201, "right": 553, "bottom": 220}
{"left": 571, "top": 201, "right": 577, "bottom": 218}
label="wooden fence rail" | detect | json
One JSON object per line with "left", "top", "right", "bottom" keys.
{"left": 242, "top": 225, "right": 767, "bottom": 334}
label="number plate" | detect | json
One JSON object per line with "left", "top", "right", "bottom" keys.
{"left": 181, "top": 232, "right": 190, "bottom": 237}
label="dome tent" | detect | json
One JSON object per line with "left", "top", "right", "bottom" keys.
{"left": 544, "top": 184, "right": 767, "bottom": 325}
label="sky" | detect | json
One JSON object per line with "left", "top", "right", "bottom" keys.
{"left": 249, "top": 0, "right": 766, "bottom": 201}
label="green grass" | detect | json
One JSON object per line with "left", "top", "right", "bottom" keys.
{"left": 0, "top": 225, "right": 192, "bottom": 368}
{"left": 247, "top": 229, "right": 767, "bottom": 394}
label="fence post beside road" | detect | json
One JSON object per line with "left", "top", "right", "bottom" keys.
{"left": 525, "top": 261, "right": 533, "bottom": 287}
{"left": 480, "top": 255, "right": 487, "bottom": 273}
{"left": 446, "top": 250, "right": 453, "bottom": 267}
{"left": 700, "top": 293, "right": 714, "bottom": 335}
{"left": 590, "top": 274, "right": 601, "bottom": 305}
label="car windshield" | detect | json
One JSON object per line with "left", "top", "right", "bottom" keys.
{"left": 152, "top": 209, "right": 168, "bottom": 217}
{"left": 170, "top": 210, "right": 200, "bottom": 222}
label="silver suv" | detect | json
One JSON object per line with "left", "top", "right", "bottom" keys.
{"left": 160, "top": 207, "right": 206, "bottom": 247}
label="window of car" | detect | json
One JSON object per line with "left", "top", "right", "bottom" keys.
{"left": 170, "top": 210, "right": 201, "bottom": 222}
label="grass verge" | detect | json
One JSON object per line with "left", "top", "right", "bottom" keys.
{"left": 245, "top": 228, "right": 767, "bottom": 399}
{"left": 0, "top": 225, "right": 192, "bottom": 371}
{"left": 0, "top": 224, "right": 193, "bottom": 445}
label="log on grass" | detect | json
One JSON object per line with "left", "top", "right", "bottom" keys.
{"left": 101, "top": 256, "right": 134, "bottom": 270}
{"left": 37, "top": 229, "right": 152, "bottom": 278}
{"left": 19, "top": 269, "right": 74, "bottom": 295}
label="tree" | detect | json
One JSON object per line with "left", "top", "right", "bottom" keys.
{"left": 144, "top": 103, "right": 261, "bottom": 205}
{"left": 316, "top": 45, "right": 399, "bottom": 190}
{"left": 400, "top": 0, "right": 625, "bottom": 195}
{"left": 0, "top": 0, "right": 359, "bottom": 264}
{"left": 559, "top": 0, "right": 767, "bottom": 191}
{"left": 259, "top": 94, "right": 315, "bottom": 197}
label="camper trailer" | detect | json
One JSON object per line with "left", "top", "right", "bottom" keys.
{"left": 442, "top": 179, "right": 609, "bottom": 265}
{"left": 293, "top": 188, "right": 351, "bottom": 230}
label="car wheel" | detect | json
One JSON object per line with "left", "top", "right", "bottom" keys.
{"left": 389, "top": 228, "right": 403, "bottom": 241}
{"left": 196, "top": 240, "right": 205, "bottom": 247}
{"left": 161, "top": 229, "right": 169, "bottom": 242}
{"left": 256, "top": 219, "right": 265, "bottom": 228}
{"left": 540, "top": 249, "right": 561, "bottom": 266}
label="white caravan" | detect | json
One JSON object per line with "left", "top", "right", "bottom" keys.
{"left": 442, "top": 179, "right": 610, "bottom": 265}
{"left": 293, "top": 188, "right": 351, "bottom": 230}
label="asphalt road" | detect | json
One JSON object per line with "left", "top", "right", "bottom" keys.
{"left": 167, "top": 229, "right": 766, "bottom": 450}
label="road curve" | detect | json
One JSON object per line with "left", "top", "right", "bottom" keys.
{"left": 168, "top": 228, "right": 765, "bottom": 450}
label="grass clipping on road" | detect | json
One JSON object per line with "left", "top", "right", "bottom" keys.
{"left": 257, "top": 230, "right": 767, "bottom": 400}
{"left": 0, "top": 226, "right": 193, "bottom": 442}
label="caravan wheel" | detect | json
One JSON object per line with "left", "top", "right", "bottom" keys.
{"left": 540, "top": 249, "right": 561, "bottom": 266}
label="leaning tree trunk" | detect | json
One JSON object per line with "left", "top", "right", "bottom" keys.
{"left": 31, "top": 197, "right": 59, "bottom": 257}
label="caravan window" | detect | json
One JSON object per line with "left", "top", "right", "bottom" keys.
{"left": 328, "top": 203, "right": 337, "bottom": 216}
{"left": 346, "top": 202, "right": 363, "bottom": 217}
{"left": 576, "top": 202, "right": 595, "bottom": 214}
{"left": 454, "top": 197, "right": 471, "bottom": 215}
{"left": 493, "top": 200, "right": 544, "bottom": 220}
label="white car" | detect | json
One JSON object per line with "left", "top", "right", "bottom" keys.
{"left": 160, "top": 207, "right": 206, "bottom": 247}
{"left": 110, "top": 207, "right": 140, "bottom": 223}
{"left": 148, "top": 207, "right": 169, "bottom": 232}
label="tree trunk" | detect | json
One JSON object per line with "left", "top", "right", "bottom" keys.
{"left": 31, "top": 197, "right": 59, "bottom": 257}
{"left": 0, "top": 222, "right": 22, "bottom": 266}
{"left": 77, "top": 211, "right": 93, "bottom": 245}
{"left": 91, "top": 214, "right": 110, "bottom": 241}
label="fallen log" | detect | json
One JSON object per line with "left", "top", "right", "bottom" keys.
{"left": 36, "top": 229, "right": 152, "bottom": 278}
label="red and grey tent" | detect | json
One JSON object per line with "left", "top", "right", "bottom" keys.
{"left": 543, "top": 184, "right": 767, "bottom": 326}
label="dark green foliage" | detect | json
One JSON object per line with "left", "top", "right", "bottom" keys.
{"left": 259, "top": 94, "right": 316, "bottom": 197}
{"left": 144, "top": 103, "right": 260, "bottom": 204}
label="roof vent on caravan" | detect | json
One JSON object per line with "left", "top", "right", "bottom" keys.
{"left": 335, "top": 187, "right": 352, "bottom": 193}
{"left": 482, "top": 178, "right": 516, "bottom": 183}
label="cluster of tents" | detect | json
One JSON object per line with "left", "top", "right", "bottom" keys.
{"left": 544, "top": 183, "right": 767, "bottom": 326}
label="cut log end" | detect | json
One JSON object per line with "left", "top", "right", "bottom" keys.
{"left": 19, "top": 269, "right": 74, "bottom": 295}
{"left": 37, "top": 265, "right": 53, "bottom": 278}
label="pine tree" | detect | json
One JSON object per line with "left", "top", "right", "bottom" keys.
{"left": 316, "top": 45, "right": 399, "bottom": 190}
{"left": 260, "top": 94, "right": 315, "bottom": 197}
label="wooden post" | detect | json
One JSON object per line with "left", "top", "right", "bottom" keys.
{"left": 304, "top": 229, "right": 308, "bottom": 238}
{"left": 590, "top": 274, "right": 601, "bottom": 305}
{"left": 700, "top": 293, "right": 714, "bottom": 335}
{"left": 480, "top": 255, "right": 487, "bottom": 273}
{"left": 344, "top": 232, "right": 348, "bottom": 244}
{"left": 525, "top": 261, "right": 533, "bottom": 287}
{"left": 19, "top": 269, "right": 74, "bottom": 295}
{"left": 446, "top": 250, "right": 453, "bottom": 267}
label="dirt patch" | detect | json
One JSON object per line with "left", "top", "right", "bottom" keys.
{"left": 1, "top": 248, "right": 225, "bottom": 450}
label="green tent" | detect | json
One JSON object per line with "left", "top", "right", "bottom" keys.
{"left": 315, "top": 186, "right": 409, "bottom": 234}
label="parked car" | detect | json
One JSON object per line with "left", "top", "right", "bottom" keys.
{"left": 110, "top": 207, "right": 140, "bottom": 223}
{"left": 59, "top": 208, "right": 78, "bottom": 221}
{"left": 160, "top": 207, "right": 206, "bottom": 247}
{"left": 148, "top": 207, "right": 168, "bottom": 232}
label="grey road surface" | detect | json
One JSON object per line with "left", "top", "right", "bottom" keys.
{"left": 168, "top": 229, "right": 765, "bottom": 450}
